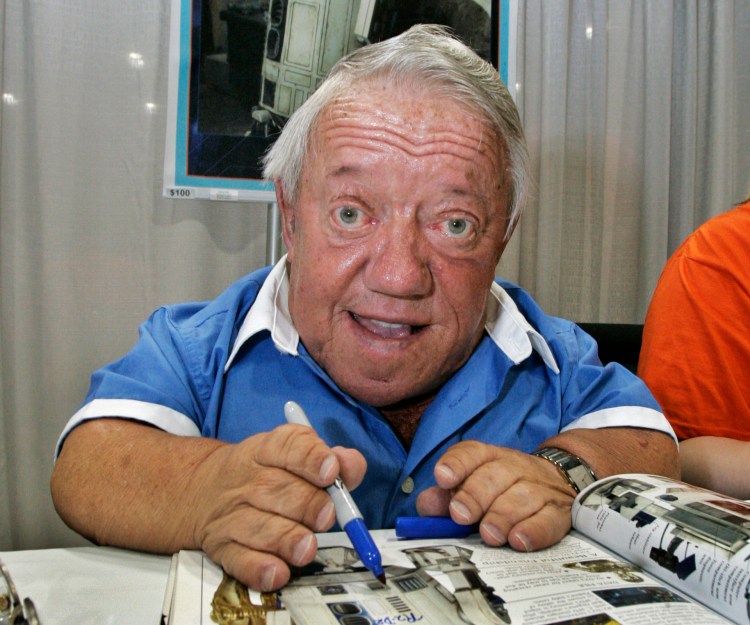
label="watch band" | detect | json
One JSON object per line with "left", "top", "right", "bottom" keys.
{"left": 533, "top": 447, "right": 598, "bottom": 494}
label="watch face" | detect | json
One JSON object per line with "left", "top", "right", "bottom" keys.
{"left": 536, "top": 448, "right": 596, "bottom": 492}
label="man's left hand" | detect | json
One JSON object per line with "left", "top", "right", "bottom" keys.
{"left": 415, "top": 441, "right": 577, "bottom": 551}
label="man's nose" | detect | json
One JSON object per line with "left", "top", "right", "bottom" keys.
{"left": 364, "top": 221, "right": 433, "bottom": 297}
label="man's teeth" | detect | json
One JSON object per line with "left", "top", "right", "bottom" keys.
{"left": 370, "top": 319, "right": 409, "bottom": 330}
{"left": 352, "top": 313, "right": 420, "bottom": 337}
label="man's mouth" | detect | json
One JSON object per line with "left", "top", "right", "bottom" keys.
{"left": 350, "top": 313, "right": 426, "bottom": 339}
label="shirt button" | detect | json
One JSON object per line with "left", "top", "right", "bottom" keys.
{"left": 401, "top": 477, "right": 415, "bottom": 494}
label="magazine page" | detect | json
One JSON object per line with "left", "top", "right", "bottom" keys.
{"left": 166, "top": 529, "right": 730, "bottom": 625}
{"left": 295, "top": 531, "right": 728, "bottom": 625}
{"left": 572, "top": 473, "right": 750, "bottom": 625}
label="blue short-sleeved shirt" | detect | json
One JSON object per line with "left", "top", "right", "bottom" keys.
{"left": 57, "top": 258, "right": 674, "bottom": 529}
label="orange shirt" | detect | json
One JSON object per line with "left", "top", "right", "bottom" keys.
{"left": 638, "top": 200, "right": 750, "bottom": 441}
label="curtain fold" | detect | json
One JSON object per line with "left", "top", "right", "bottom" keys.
{"left": 0, "top": 0, "right": 13, "bottom": 547}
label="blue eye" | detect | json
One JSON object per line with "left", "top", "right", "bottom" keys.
{"left": 445, "top": 218, "right": 471, "bottom": 237}
{"left": 337, "top": 206, "right": 361, "bottom": 226}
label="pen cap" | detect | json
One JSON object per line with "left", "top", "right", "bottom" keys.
{"left": 395, "top": 516, "right": 477, "bottom": 539}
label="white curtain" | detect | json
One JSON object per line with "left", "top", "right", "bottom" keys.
{"left": 501, "top": 0, "right": 750, "bottom": 322}
{"left": 1, "top": 0, "right": 749, "bottom": 551}
{"left": 0, "top": 0, "right": 271, "bottom": 550}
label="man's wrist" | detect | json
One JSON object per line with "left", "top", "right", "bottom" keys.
{"left": 533, "top": 447, "right": 598, "bottom": 494}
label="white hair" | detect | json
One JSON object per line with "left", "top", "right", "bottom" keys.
{"left": 262, "top": 24, "right": 528, "bottom": 239}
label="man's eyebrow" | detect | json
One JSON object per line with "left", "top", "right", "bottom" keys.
{"left": 325, "top": 165, "right": 488, "bottom": 203}
{"left": 325, "top": 164, "right": 363, "bottom": 178}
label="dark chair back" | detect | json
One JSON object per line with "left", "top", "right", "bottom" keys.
{"left": 577, "top": 323, "right": 644, "bottom": 373}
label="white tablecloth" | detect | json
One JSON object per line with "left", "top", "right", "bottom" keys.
{"left": 0, "top": 546, "right": 172, "bottom": 625}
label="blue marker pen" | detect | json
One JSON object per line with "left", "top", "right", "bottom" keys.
{"left": 284, "top": 401, "right": 385, "bottom": 583}
{"left": 396, "top": 516, "right": 478, "bottom": 540}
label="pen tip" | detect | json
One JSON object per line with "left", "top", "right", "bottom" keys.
{"left": 377, "top": 572, "right": 386, "bottom": 584}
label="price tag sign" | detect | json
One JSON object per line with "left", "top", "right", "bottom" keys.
{"left": 162, "top": 0, "right": 276, "bottom": 203}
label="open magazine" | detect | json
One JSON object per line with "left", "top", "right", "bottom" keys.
{"left": 163, "top": 474, "right": 750, "bottom": 625}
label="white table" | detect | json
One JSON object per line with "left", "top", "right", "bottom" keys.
{"left": 0, "top": 546, "right": 172, "bottom": 625}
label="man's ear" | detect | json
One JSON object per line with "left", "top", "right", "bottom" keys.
{"left": 275, "top": 182, "right": 296, "bottom": 258}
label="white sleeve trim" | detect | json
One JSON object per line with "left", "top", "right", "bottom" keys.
{"left": 561, "top": 406, "right": 678, "bottom": 443}
{"left": 54, "top": 398, "right": 202, "bottom": 458}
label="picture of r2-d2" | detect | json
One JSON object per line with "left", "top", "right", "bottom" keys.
{"left": 253, "top": 0, "right": 371, "bottom": 128}
{"left": 251, "top": 0, "right": 491, "bottom": 131}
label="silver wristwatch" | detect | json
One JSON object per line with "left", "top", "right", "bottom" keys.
{"left": 533, "top": 447, "right": 597, "bottom": 494}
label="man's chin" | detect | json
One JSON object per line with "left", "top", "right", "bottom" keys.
{"left": 335, "top": 373, "right": 437, "bottom": 408}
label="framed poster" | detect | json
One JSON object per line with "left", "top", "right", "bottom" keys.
{"left": 163, "top": 0, "right": 511, "bottom": 202}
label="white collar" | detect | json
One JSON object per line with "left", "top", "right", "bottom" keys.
{"left": 225, "top": 255, "right": 559, "bottom": 374}
{"left": 485, "top": 281, "right": 560, "bottom": 373}
{"left": 224, "top": 256, "right": 298, "bottom": 372}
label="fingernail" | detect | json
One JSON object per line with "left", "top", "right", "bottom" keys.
{"left": 315, "top": 501, "right": 335, "bottom": 531}
{"left": 292, "top": 533, "right": 315, "bottom": 565}
{"left": 481, "top": 523, "right": 506, "bottom": 546}
{"left": 514, "top": 532, "right": 532, "bottom": 552}
{"left": 449, "top": 500, "right": 471, "bottom": 523}
{"left": 435, "top": 464, "right": 455, "bottom": 483}
{"left": 260, "top": 565, "right": 278, "bottom": 591}
{"left": 320, "top": 455, "right": 337, "bottom": 482}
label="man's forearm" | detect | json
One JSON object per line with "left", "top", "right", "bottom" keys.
{"left": 50, "top": 418, "right": 226, "bottom": 553}
{"left": 538, "top": 427, "right": 679, "bottom": 482}
{"left": 51, "top": 416, "right": 364, "bottom": 591}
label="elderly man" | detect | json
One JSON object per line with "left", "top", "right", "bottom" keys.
{"left": 51, "top": 25, "right": 678, "bottom": 592}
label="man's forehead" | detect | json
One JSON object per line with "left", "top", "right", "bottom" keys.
{"left": 319, "top": 80, "right": 491, "bottom": 139}
{"left": 309, "top": 84, "right": 502, "bottom": 172}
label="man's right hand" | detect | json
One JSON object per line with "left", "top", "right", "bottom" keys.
{"left": 190, "top": 423, "right": 367, "bottom": 590}
{"left": 50, "top": 419, "right": 366, "bottom": 591}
